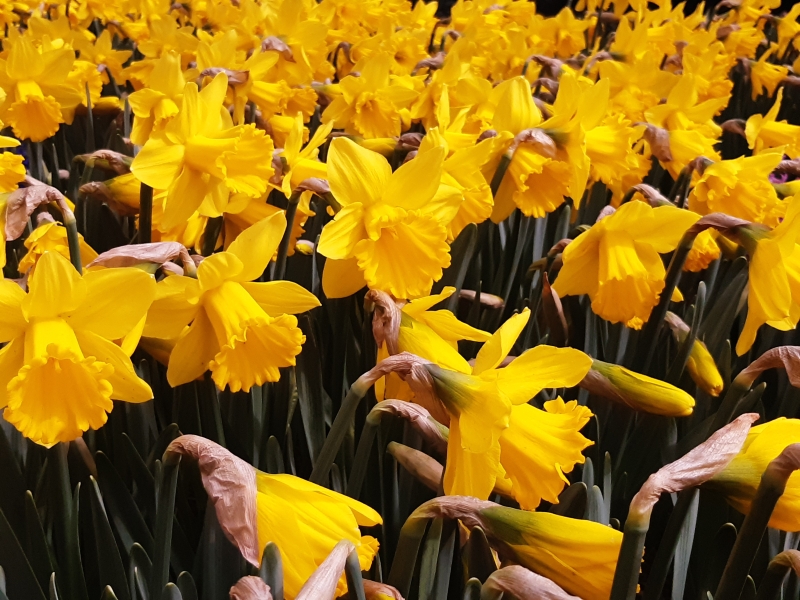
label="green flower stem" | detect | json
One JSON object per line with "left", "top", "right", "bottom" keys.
{"left": 609, "top": 516, "right": 649, "bottom": 600}
{"left": 275, "top": 191, "right": 301, "bottom": 281}
{"left": 490, "top": 151, "right": 513, "bottom": 198}
{"left": 202, "top": 216, "right": 224, "bottom": 257}
{"left": 62, "top": 207, "right": 83, "bottom": 274}
{"left": 139, "top": 183, "right": 153, "bottom": 244}
{"left": 716, "top": 447, "right": 800, "bottom": 600}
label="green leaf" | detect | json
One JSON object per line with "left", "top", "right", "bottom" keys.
{"left": 465, "top": 527, "right": 496, "bottom": 583}
{"left": 387, "top": 517, "right": 429, "bottom": 598}
{"left": 673, "top": 490, "right": 700, "bottom": 600}
{"left": 259, "top": 543, "right": 284, "bottom": 600}
{"left": 24, "top": 491, "right": 55, "bottom": 593}
{"left": 149, "top": 454, "right": 181, "bottom": 600}
{"left": 101, "top": 586, "right": 120, "bottom": 600}
{"left": 49, "top": 573, "right": 59, "bottom": 600}
{"left": 603, "top": 452, "right": 612, "bottom": 524}
{"left": 95, "top": 452, "right": 154, "bottom": 556}
{"left": 129, "top": 544, "right": 152, "bottom": 596}
{"left": 0, "top": 424, "right": 27, "bottom": 541}
{"left": 89, "top": 476, "right": 131, "bottom": 600}
{"left": 463, "top": 577, "right": 481, "bottom": 600}
{"left": 433, "top": 224, "right": 478, "bottom": 312}
{"left": 432, "top": 523, "right": 456, "bottom": 600}
{"left": 266, "top": 436, "right": 285, "bottom": 474}
{"left": 418, "top": 518, "right": 444, "bottom": 600}
{"left": 121, "top": 434, "right": 156, "bottom": 520}
{"left": 551, "top": 482, "right": 588, "bottom": 519}
{"left": 161, "top": 583, "right": 183, "bottom": 600}
{"left": 586, "top": 485, "right": 605, "bottom": 524}
{"left": 296, "top": 315, "right": 327, "bottom": 465}
{"left": 176, "top": 573, "right": 198, "bottom": 600}
{"left": 345, "top": 549, "right": 367, "bottom": 600}
{"left": 0, "top": 502, "right": 47, "bottom": 600}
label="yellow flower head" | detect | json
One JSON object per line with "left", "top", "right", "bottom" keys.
{"left": 131, "top": 72, "right": 275, "bottom": 230}
{"left": 0, "top": 251, "right": 156, "bottom": 445}
{"left": 127, "top": 51, "right": 186, "bottom": 146}
{"left": 553, "top": 201, "right": 700, "bottom": 327}
{"left": 18, "top": 221, "right": 98, "bottom": 275}
{"left": 144, "top": 212, "right": 320, "bottom": 392}
{"left": 318, "top": 137, "right": 460, "bottom": 299}
{"left": 745, "top": 88, "right": 800, "bottom": 158}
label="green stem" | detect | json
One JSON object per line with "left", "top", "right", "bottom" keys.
{"left": 490, "top": 152, "right": 513, "bottom": 198}
{"left": 259, "top": 543, "right": 284, "bottom": 600}
{"left": 345, "top": 419, "right": 378, "bottom": 499}
{"left": 202, "top": 216, "right": 224, "bottom": 257}
{"left": 63, "top": 207, "right": 83, "bottom": 274}
{"left": 149, "top": 453, "right": 181, "bottom": 600}
{"left": 139, "top": 183, "right": 153, "bottom": 244}
{"left": 275, "top": 191, "right": 301, "bottom": 280}
{"left": 609, "top": 518, "right": 649, "bottom": 600}
{"left": 345, "top": 550, "right": 367, "bottom": 600}
{"left": 85, "top": 83, "right": 95, "bottom": 153}
{"left": 716, "top": 466, "right": 795, "bottom": 600}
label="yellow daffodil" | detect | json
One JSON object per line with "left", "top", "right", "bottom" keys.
{"left": 321, "top": 53, "right": 419, "bottom": 139}
{"left": 745, "top": 88, "right": 800, "bottom": 157}
{"left": 168, "top": 435, "right": 381, "bottom": 600}
{"left": 688, "top": 153, "right": 785, "bottom": 226}
{"left": 143, "top": 212, "right": 320, "bottom": 392}
{"left": 0, "top": 251, "right": 156, "bottom": 445}
{"left": 553, "top": 201, "right": 700, "bottom": 328}
{"left": 733, "top": 196, "right": 800, "bottom": 355}
{"left": 0, "top": 36, "right": 84, "bottom": 142}
{"left": 708, "top": 417, "right": 800, "bottom": 532}
{"left": 0, "top": 117, "right": 24, "bottom": 192}
{"left": 18, "top": 221, "right": 98, "bottom": 275}
{"left": 127, "top": 51, "right": 186, "bottom": 146}
{"left": 318, "top": 137, "right": 460, "bottom": 299}
{"left": 130, "top": 73, "right": 274, "bottom": 230}
{"left": 749, "top": 46, "right": 788, "bottom": 101}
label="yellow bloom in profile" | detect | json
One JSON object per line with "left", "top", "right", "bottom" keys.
{"left": 413, "top": 497, "right": 622, "bottom": 600}
{"left": 734, "top": 196, "right": 800, "bottom": 355}
{"left": 144, "top": 212, "right": 320, "bottom": 392}
{"left": 708, "top": 418, "right": 800, "bottom": 532}
{"left": 0, "top": 36, "right": 84, "bottom": 141}
{"left": 127, "top": 51, "right": 186, "bottom": 146}
{"left": 168, "top": 435, "right": 381, "bottom": 600}
{"left": 321, "top": 53, "right": 419, "bottom": 139}
{"left": 553, "top": 201, "right": 700, "bottom": 328}
{"left": 749, "top": 46, "right": 789, "bottom": 101}
{"left": 745, "top": 88, "right": 800, "bottom": 157}
{"left": 0, "top": 118, "right": 24, "bottom": 192}
{"left": 18, "top": 221, "right": 98, "bottom": 275}
{"left": 688, "top": 153, "right": 784, "bottom": 226}
{"left": 0, "top": 251, "right": 156, "bottom": 445}
{"left": 276, "top": 114, "right": 332, "bottom": 198}
{"left": 318, "top": 137, "right": 460, "bottom": 299}
{"left": 131, "top": 73, "right": 274, "bottom": 230}
{"left": 685, "top": 229, "right": 721, "bottom": 273}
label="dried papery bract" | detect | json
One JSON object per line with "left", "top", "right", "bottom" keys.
{"left": 88, "top": 241, "right": 195, "bottom": 274}
{"left": 755, "top": 550, "right": 800, "bottom": 600}
{"left": 5, "top": 184, "right": 73, "bottom": 240}
{"left": 74, "top": 149, "right": 132, "bottom": 175}
{"left": 369, "top": 400, "right": 448, "bottom": 455}
{"left": 166, "top": 435, "right": 261, "bottom": 565}
{"left": 736, "top": 346, "right": 800, "bottom": 389}
{"left": 610, "top": 413, "right": 759, "bottom": 600}
{"left": 716, "top": 444, "right": 800, "bottom": 600}
{"left": 664, "top": 311, "right": 724, "bottom": 396}
{"left": 363, "top": 580, "right": 404, "bottom": 600}
{"left": 295, "top": 540, "right": 354, "bottom": 600}
{"left": 482, "top": 566, "right": 580, "bottom": 600}
{"left": 230, "top": 576, "right": 273, "bottom": 600}
{"left": 366, "top": 289, "right": 402, "bottom": 355}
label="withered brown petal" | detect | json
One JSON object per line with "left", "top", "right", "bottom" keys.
{"left": 295, "top": 540, "right": 355, "bottom": 600}
{"left": 201, "top": 67, "right": 250, "bottom": 86}
{"left": 230, "top": 577, "right": 273, "bottom": 600}
{"left": 738, "top": 346, "right": 800, "bottom": 388}
{"left": 166, "top": 435, "right": 261, "bottom": 565}
{"left": 5, "top": 185, "right": 71, "bottom": 240}
{"left": 541, "top": 272, "right": 568, "bottom": 347}
{"left": 643, "top": 124, "right": 673, "bottom": 163}
{"left": 295, "top": 178, "right": 331, "bottom": 196}
{"left": 262, "top": 36, "right": 295, "bottom": 61}
{"left": 365, "top": 289, "right": 402, "bottom": 355}
{"left": 629, "top": 413, "right": 759, "bottom": 520}
{"left": 370, "top": 400, "right": 448, "bottom": 455}
{"left": 88, "top": 241, "right": 192, "bottom": 269}
{"left": 483, "top": 566, "right": 580, "bottom": 600}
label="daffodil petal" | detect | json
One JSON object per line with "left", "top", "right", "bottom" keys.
{"left": 472, "top": 309, "right": 530, "bottom": 376}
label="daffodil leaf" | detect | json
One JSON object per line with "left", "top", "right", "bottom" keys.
{"left": 176, "top": 573, "right": 198, "bottom": 600}
{"left": 149, "top": 454, "right": 180, "bottom": 600}
{"left": 431, "top": 223, "right": 478, "bottom": 313}
{"left": 465, "top": 527, "right": 496, "bottom": 583}
{"left": 463, "top": 577, "right": 481, "bottom": 600}
{"left": 433, "top": 522, "right": 457, "bottom": 600}
{"left": 586, "top": 485, "right": 605, "bottom": 524}
{"left": 23, "top": 492, "right": 54, "bottom": 594}
{"left": 129, "top": 544, "right": 152, "bottom": 598}
{"left": 551, "top": 482, "right": 588, "bottom": 519}
{"left": 345, "top": 550, "right": 367, "bottom": 600}
{"left": 101, "top": 586, "right": 120, "bottom": 600}
{"left": 160, "top": 583, "right": 182, "bottom": 600}
{"left": 88, "top": 476, "right": 131, "bottom": 600}
{"left": 0, "top": 504, "right": 46, "bottom": 600}
{"left": 121, "top": 434, "right": 156, "bottom": 522}
{"left": 266, "top": 436, "right": 285, "bottom": 474}
{"left": 259, "top": 543, "right": 284, "bottom": 600}
{"left": 418, "top": 517, "right": 443, "bottom": 600}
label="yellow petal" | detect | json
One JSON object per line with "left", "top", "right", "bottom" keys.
{"left": 492, "top": 77, "right": 542, "bottom": 134}
{"left": 327, "top": 137, "right": 390, "bottom": 207}
{"left": 0, "top": 281, "right": 26, "bottom": 342}
{"left": 75, "top": 330, "right": 153, "bottom": 402}
{"left": 167, "top": 308, "right": 219, "bottom": 387}
{"left": 65, "top": 267, "right": 156, "bottom": 340}
{"left": 23, "top": 251, "right": 85, "bottom": 320}
{"left": 497, "top": 346, "right": 593, "bottom": 405}
{"left": 472, "top": 309, "right": 530, "bottom": 375}
{"left": 240, "top": 281, "right": 320, "bottom": 316}
{"left": 130, "top": 139, "right": 186, "bottom": 190}
{"left": 321, "top": 257, "right": 366, "bottom": 299}
{"left": 383, "top": 146, "right": 445, "bottom": 211}
{"left": 143, "top": 275, "right": 201, "bottom": 340}
{"left": 227, "top": 211, "right": 287, "bottom": 283}
{"left": 197, "top": 252, "right": 244, "bottom": 291}
{"left": 0, "top": 337, "right": 24, "bottom": 410}
{"left": 317, "top": 203, "right": 367, "bottom": 260}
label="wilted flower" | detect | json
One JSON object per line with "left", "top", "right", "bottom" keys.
{"left": 168, "top": 435, "right": 381, "bottom": 599}
{"left": 19, "top": 221, "right": 98, "bottom": 275}
{"left": 665, "top": 312, "right": 724, "bottom": 396}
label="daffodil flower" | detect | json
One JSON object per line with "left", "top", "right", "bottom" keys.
{"left": 19, "top": 221, "right": 98, "bottom": 275}
{"left": 317, "top": 137, "right": 460, "bottom": 299}
{"left": 0, "top": 251, "right": 156, "bottom": 445}
{"left": 143, "top": 212, "right": 320, "bottom": 392}
{"left": 127, "top": 51, "right": 186, "bottom": 146}
{"left": 553, "top": 200, "right": 700, "bottom": 328}
{"left": 130, "top": 73, "right": 275, "bottom": 230}
{"left": 745, "top": 88, "right": 800, "bottom": 157}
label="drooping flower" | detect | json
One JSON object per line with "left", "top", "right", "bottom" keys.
{"left": 745, "top": 88, "right": 800, "bottom": 158}
{"left": 130, "top": 73, "right": 274, "bottom": 230}
{"left": 317, "top": 137, "right": 460, "bottom": 299}
{"left": 144, "top": 212, "right": 320, "bottom": 392}
{"left": 168, "top": 435, "right": 381, "bottom": 599}
{"left": 127, "top": 51, "right": 186, "bottom": 146}
{"left": 0, "top": 251, "right": 156, "bottom": 445}
{"left": 707, "top": 417, "right": 800, "bottom": 532}
{"left": 552, "top": 200, "right": 700, "bottom": 328}
{"left": 18, "top": 221, "right": 98, "bottom": 275}
{"left": 411, "top": 496, "right": 622, "bottom": 600}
